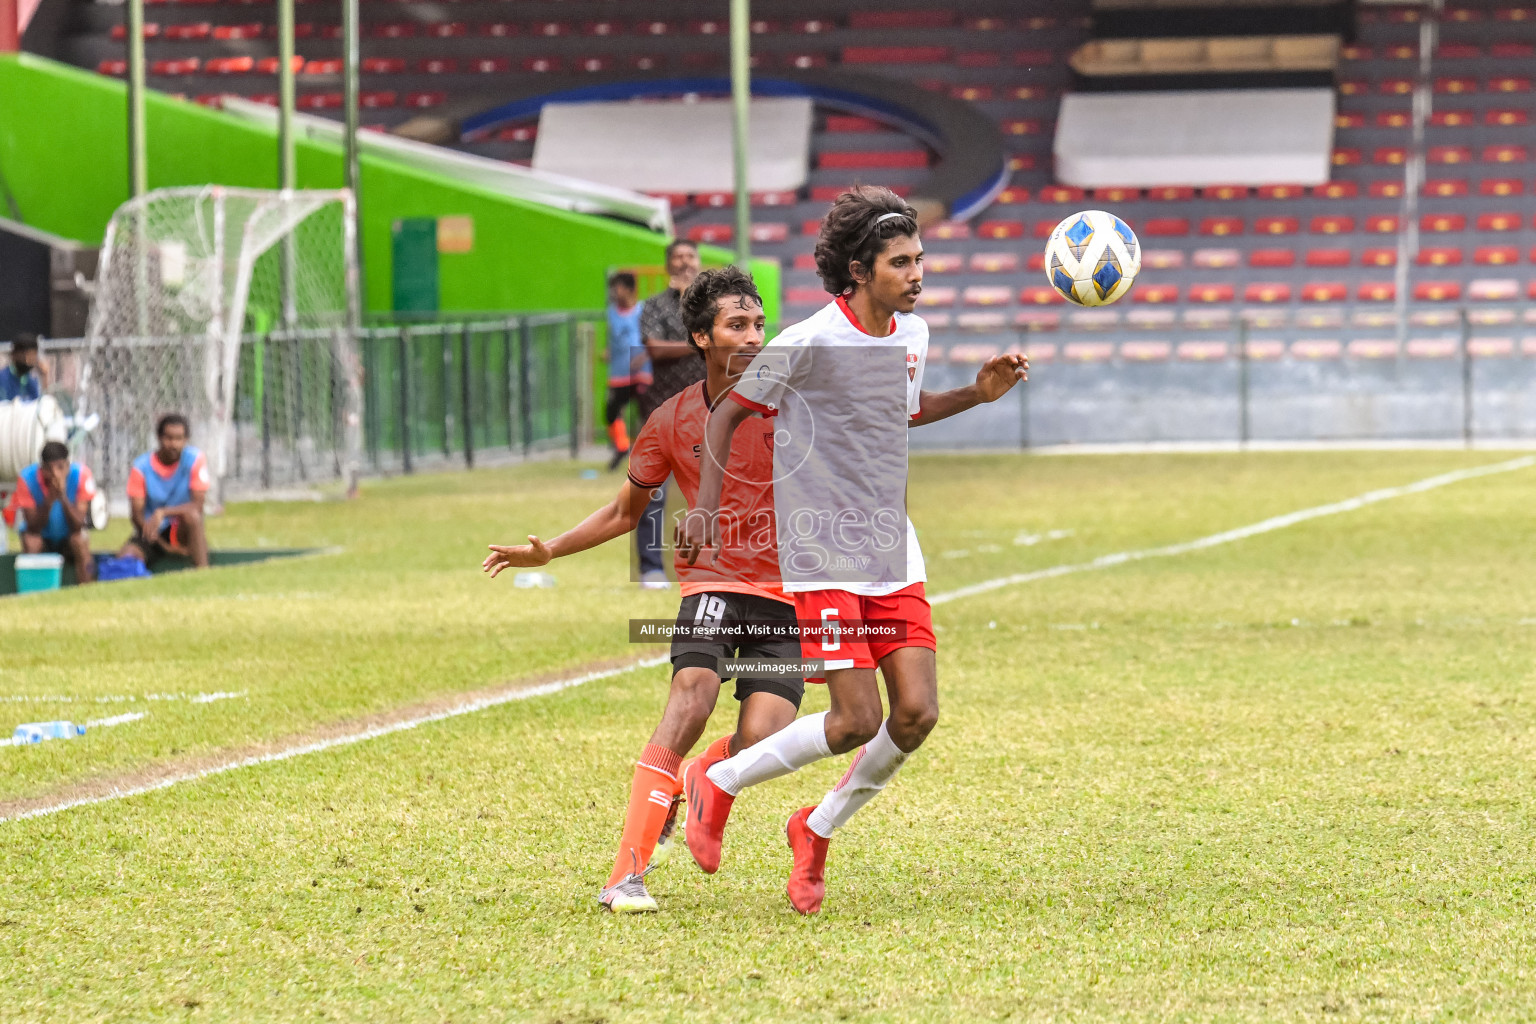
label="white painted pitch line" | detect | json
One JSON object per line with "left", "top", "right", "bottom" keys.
{"left": 930, "top": 455, "right": 1536, "bottom": 606}
{"left": 84, "top": 712, "right": 148, "bottom": 729}
{"left": 5, "top": 456, "right": 1529, "bottom": 824}
{"left": 0, "top": 691, "right": 246, "bottom": 705}
{"left": 0, "top": 657, "right": 669, "bottom": 824}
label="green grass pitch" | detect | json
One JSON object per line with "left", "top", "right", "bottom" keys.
{"left": 2, "top": 450, "right": 1534, "bottom": 1022}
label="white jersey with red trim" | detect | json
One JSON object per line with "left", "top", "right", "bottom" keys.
{"left": 729, "top": 296, "right": 929, "bottom": 596}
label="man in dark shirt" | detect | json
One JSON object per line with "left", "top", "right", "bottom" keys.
{"left": 634, "top": 239, "right": 705, "bottom": 588}
{"left": 1, "top": 334, "right": 49, "bottom": 401}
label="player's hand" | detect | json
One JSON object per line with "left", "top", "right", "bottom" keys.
{"left": 974, "top": 353, "right": 1028, "bottom": 402}
{"left": 145, "top": 510, "right": 165, "bottom": 536}
{"left": 675, "top": 510, "right": 717, "bottom": 566}
{"left": 483, "top": 535, "right": 551, "bottom": 577}
{"left": 45, "top": 463, "right": 68, "bottom": 498}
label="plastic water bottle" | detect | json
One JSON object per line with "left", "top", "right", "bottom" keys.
{"left": 512, "top": 571, "right": 556, "bottom": 589}
{"left": 579, "top": 468, "right": 599, "bottom": 480}
{"left": 14, "top": 721, "right": 86, "bottom": 744}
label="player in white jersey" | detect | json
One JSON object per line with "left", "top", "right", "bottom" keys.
{"left": 678, "top": 186, "right": 1028, "bottom": 913}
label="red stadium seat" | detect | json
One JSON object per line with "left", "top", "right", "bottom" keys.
{"left": 1258, "top": 184, "right": 1307, "bottom": 200}
{"left": 1421, "top": 213, "right": 1467, "bottom": 232}
{"left": 361, "top": 57, "right": 404, "bottom": 73}
{"left": 751, "top": 191, "right": 797, "bottom": 207}
{"left": 494, "top": 125, "right": 535, "bottom": 142}
{"left": 849, "top": 10, "right": 955, "bottom": 27}
{"left": 1146, "top": 186, "right": 1195, "bottom": 201}
{"left": 304, "top": 58, "right": 343, "bottom": 75}
{"left": 1477, "top": 212, "right": 1523, "bottom": 231}
{"left": 1205, "top": 184, "right": 1249, "bottom": 200}
{"left": 924, "top": 254, "right": 964, "bottom": 274}
{"left": 1484, "top": 145, "right": 1529, "bottom": 163}
{"left": 1375, "top": 110, "right": 1411, "bottom": 127}
{"left": 574, "top": 56, "right": 614, "bottom": 73}
{"left": 1437, "top": 42, "right": 1482, "bottom": 58}
{"left": 404, "top": 91, "right": 446, "bottom": 108}
{"left": 1332, "top": 148, "right": 1363, "bottom": 166}
{"left": 1374, "top": 147, "right": 1409, "bottom": 165}
{"left": 416, "top": 58, "right": 457, "bottom": 74}
{"left": 480, "top": 23, "right": 519, "bottom": 38}
{"left": 815, "top": 185, "right": 904, "bottom": 203}
{"left": 1031, "top": 220, "right": 1057, "bottom": 240}
{"left": 429, "top": 22, "right": 466, "bottom": 38}
{"left": 1014, "top": 49, "right": 1055, "bottom": 66}
{"left": 963, "top": 286, "right": 1014, "bottom": 307}
{"left": 792, "top": 253, "right": 818, "bottom": 271}
{"left": 1309, "top": 215, "right": 1355, "bottom": 234}
{"left": 1189, "top": 284, "right": 1236, "bottom": 303}
{"left": 1413, "top": 281, "right": 1463, "bottom": 301}
{"left": 749, "top": 222, "right": 789, "bottom": 243}
{"left": 993, "top": 187, "right": 1030, "bottom": 204}
{"left": 521, "top": 57, "right": 563, "bottom": 73}
{"left": 1474, "top": 246, "right": 1522, "bottom": 265}
{"left": 1337, "top": 81, "right": 1367, "bottom": 97}
{"left": 110, "top": 22, "right": 159, "bottom": 39}
{"left": 468, "top": 58, "right": 510, "bottom": 74}
{"left": 1302, "top": 282, "right": 1349, "bottom": 302}
{"left": 1009, "top": 155, "right": 1037, "bottom": 171}
{"left": 1036, "top": 186, "right": 1085, "bottom": 204}
{"left": 1430, "top": 110, "right": 1475, "bottom": 127}
{"left": 1486, "top": 109, "right": 1531, "bottom": 126}
{"left": 1249, "top": 249, "right": 1296, "bottom": 268}
{"left": 1423, "top": 179, "right": 1469, "bottom": 197}
{"left": 530, "top": 20, "right": 568, "bottom": 36}
{"left": 1199, "top": 217, "right": 1244, "bottom": 237}
{"left": 1255, "top": 217, "right": 1300, "bottom": 235}
{"left": 687, "top": 224, "right": 734, "bottom": 244}
{"left": 785, "top": 287, "right": 827, "bottom": 306}
{"left": 687, "top": 19, "right": 726, "bottom": 34}
{"left": 1489, "top": 76, "right": 1533, "bottom": 93}
{"left": 582, "top": 20, "right": 621, "bottom": 36}
{"left": 206, "top": 56, "right": 254, "bottom": 74}
{"left": 1026, "top": 253, "right": 1046, "bottom": 272}
{"left": 1093, "top": 187, "right": 1140, "bottom": 203}
{"left": 695, "top": 192, "right": 733, "bottom": 208}
{"left": 256, "top": 56, "right": 303, "bottom": 74}
{"left": 927, "top": 222, "right": 970, "bottom": 240}
{"left": 789, "top": 18, "right": 834, "bottom": 33}
{"left": 1358, "top": 282, "right": 1396, "bottom": 301}
{"left": 1306, "top": 248, "right": 1352, "bottom": 267}
{"left": 1001, "top": 119, "right": 1045, "bottom": 136}
{"left": 1244, "top": 283, "right": 1293, "bottom": 303}
{"left": 151, "top": 58, "right": 199, "bottom": 75}
{"left": 1368, "top": 180, "right": 1405, "bottom": 198}
{"left": 1133, "top": 284, "right": 1180, "bottom": 304}
{"left": 213, "top": 23, "right": 262, "bottom": 40}
{"left": 1316, "top": 181, "right": 1359, "bottom": 199}
{"left": 627, "top": 55, "right": 668, "bottom": 71}
{"left": 1365, "top": 215, "right": 1402, "bottom": 233}
{"left": 969, "top": 252, "right": 1020, "bottom": 273}
{"left": 816, "top": 151, "right": 927, "bottom": 170}
{"left": 1336, "top": 112, "right": 1366, "bottom": 128}
{"left": 977, "top": 220, "right": 1025, "bottom": 240}
{"left": 1379, "top": 78, "right": 1414, "bottom": 95}
{"left": 164, "top": 22, "right": 210, "bottom": 40}
{"left": 634, "top": 20, "right": 672, "bottom": 36}
{"left": 780, "top": 53, "right": 830, "bottom": 69}
{"left": 297, "top": 92, "right": 343, "bottom": 110}
{"left": 1361, "top": 248, "right": 1398, "bottom": 267}
{"left": 842, "top": 46, "right": 951, "bottom": 64}
{"left": 1481, "top": 178, "right": 1525, "bottom": 196}
{"left": 97, "top": 59, "right": 127, "bottom": 75}
{"left": 917, "top": 287, "right": 957, "bottom": 310}
{"left": 1142, "top": 218, "right": 1191, "bottom": 237}
{"left": 1193, "top": 248, "right": 1240, "bottom": 268}
{"left": 1416, "top": 247, "right": 1463, "bottom": 266}
{"left": 370, "top": 22, "right": 415, "bottom": 38}
{"left": 1434, "top": 77, "right": 1478, "bottom": 94}
{"left": 958, "top": 51, "right": 1003, "bottom": 68}
{"left": 1018, "top": 286, "right": 1065, "bottom": 306}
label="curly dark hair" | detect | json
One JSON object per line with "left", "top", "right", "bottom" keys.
{"left": 812, "top": 185, "right": 919, "bottom": 296}
{"left": 680, "top": 266, "right": 762, "bottom": 353}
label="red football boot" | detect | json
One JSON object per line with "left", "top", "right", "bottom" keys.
{"left": 785, "top": 806, "right": 830, "bottom": 915}
{"left": 683, "top": 748, "right": 734, "bottom": 874}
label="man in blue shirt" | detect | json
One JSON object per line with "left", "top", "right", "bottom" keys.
{"left": 0, "top": 334, "right": 48, "bottom": 401}
{"left": 603, "top": 272, "right": 649, "bottom": 471}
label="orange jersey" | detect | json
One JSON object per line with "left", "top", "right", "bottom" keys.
{"left": 627, "top": 380, "right": 786, "bottom": 605}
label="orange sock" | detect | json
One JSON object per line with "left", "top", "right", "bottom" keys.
{"left": 607, "top": 419, "right": 630, "bottom": 453}
{"left": 607, "top": 744, "right": 682, "bottom": 887}
{"left": 705, "top": 733, "right": 734, "bottom": 762}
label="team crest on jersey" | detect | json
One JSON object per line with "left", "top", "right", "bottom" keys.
{"left": 907, "top": 352, "right": 919, "bottom": 381}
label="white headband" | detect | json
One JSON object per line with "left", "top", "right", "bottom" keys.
{"left": 873, "top": 212, "right": 906, "bottom": 226}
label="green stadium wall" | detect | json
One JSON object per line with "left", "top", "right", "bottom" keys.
{"left": 0, "top": 53, "right": 782, "bottom": 321}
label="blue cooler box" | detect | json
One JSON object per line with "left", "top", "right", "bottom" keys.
{"left": 14, "top": 553, "right": 64, "bottom": 594}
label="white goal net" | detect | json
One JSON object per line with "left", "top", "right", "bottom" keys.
{"left": 79, "top": 186, "right": 362, "bottom": 500}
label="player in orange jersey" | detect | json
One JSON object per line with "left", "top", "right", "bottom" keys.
{"left": 483, "top": 267, "right": 802, "bottom": 913}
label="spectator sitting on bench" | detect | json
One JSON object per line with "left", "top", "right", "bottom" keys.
{"left": 1, "top": 333, "right": 49, "bottom": 401}
{"left": 118, "top": 413, "right": 211, "bottom": 569}
{"left": 5, "top": 441, "right": 97, "bottom": 583}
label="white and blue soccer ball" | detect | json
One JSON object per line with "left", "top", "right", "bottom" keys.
{"left": 1043, "top": 210, "right": 1141, "bottom": 307}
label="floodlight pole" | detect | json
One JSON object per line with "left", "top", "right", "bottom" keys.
{"left": 341, "top": 0, "right": 364, "bottom": 307}
{"left": 729, "top": 0, "right": 751, "bottom": 266}
{"left": 126, "top": 0, "right": 147, "bottom": 196}
{"left": 277, "top": 0, "right": 296, "bottom": 190}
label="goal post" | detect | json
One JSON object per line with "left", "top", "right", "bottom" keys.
{"left": 80, "top": 185, "right": 361, "bottom": 501}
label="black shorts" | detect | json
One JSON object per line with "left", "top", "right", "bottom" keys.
{"left": 671, "top": 591, "right": 804, "bottom": 708}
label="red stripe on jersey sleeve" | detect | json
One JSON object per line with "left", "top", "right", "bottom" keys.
{"left": 728, "top": 391, "right": 777, "bottom": 416}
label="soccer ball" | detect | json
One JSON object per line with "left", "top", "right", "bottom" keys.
{"left": 1043, "top": 210, "right": 1141, "bottom": 307}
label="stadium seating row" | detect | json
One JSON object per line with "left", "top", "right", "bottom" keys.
{"left": 925, "top": 337, "right": 1536, "bottom": 362}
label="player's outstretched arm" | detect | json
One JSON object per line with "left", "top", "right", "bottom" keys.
{"left": 909, "top": 354, "right": 1028, "bottom": 427}
{"left": 678, "top": 397, "right": 754, "bottom": 562}
{"left": 483, "top": 480, "right": 653, "bottom": 578}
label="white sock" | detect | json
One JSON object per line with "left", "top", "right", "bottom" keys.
{"left": 806, "top": 721, "right": 909, "bottom": 839}
{"left": 706, "top": 711, "right": 831, "bottom": 796}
